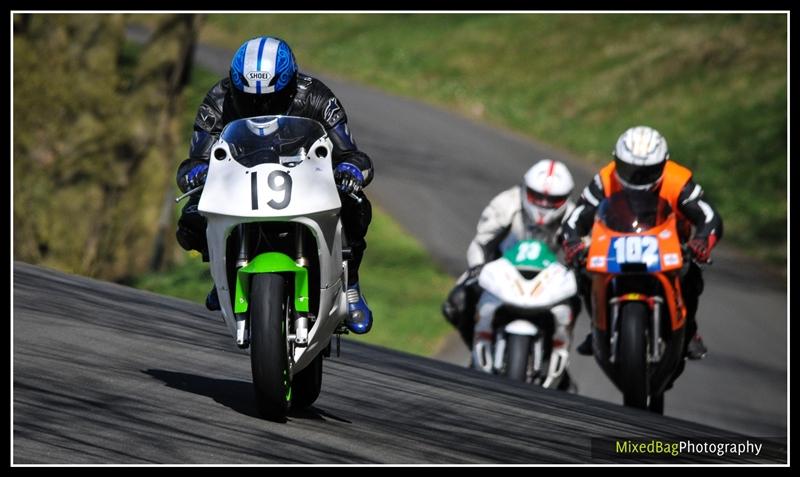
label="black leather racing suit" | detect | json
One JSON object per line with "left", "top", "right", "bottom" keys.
{"left": 176, "top": 73, "right": 374, "bottom": 284}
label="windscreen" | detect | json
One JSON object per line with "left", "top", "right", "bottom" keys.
{"left": 219, "top": 115, "right": 326, "bottom": 168}
{"left": 597, "top": 190, "right": 673, "bottom": 233}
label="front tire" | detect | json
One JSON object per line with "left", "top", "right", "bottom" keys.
{"left": 618, "top": 302, "right": 649, "bottom": 409}
{"left": 506, "top": 334, "right": 532, "bottom": 382}
{"left": 250, "top": 273, "right": 290, "bottom": 421}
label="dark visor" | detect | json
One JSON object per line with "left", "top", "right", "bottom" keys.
{"left": 230, "top": 77, "right": 296, "bottom": 118}
{"left": 615, "top": 158, "right": 665, "bottom": 187}
{"left": 526, "top": 188, "right": 568, "bottom": 209}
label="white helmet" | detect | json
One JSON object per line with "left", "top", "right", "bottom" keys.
{"left": 522, "top": 159, "right": 574, "bottom": 225}
{"left": 613, "top": 125, "right": 669, "bottom": 190}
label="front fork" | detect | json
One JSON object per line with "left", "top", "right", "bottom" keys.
{"left": 607, "top": 295, "right": 665, "bottom": 364}
{"left": 235, "top": 225, "right": 249, "bottom": 346}
{"left": 472, "top": 298, "right": 574, "bottom": 383}
{"left": 291, "top": 223, "right": 310, "bottom": 347}
{"left": 234, "top": 223, "right": 312, "bottom": 350}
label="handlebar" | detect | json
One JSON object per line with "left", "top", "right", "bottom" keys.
{"left": 572, "top": 242, "right": 713, "bottom": 273}
{"left": 680, "top": 243, "right": 713, "bottom": 267}
{"left": 174, "top": 185, "right": 204, "bottom": 203}
{"left": 575, "top": 248, "right": 589, "bottom": 269}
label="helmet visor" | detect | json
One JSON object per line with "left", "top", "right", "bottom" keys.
{"left": 526, "top": 187, "right": 568, "bottom": 209}
{"left": 614, "top": 158, "right": 665, "bottom": 188}
{"left": 230, "top": 76, "right": 296, "bottom": 118}
{"left": 232, "top": 89, "right": 272, "bottom": 118}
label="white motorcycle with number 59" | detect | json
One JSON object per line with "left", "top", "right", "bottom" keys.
{"left": 182, "top": 115, "right": 353, "bottom": 420}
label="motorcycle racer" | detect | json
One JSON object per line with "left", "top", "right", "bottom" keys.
{"left": 175, "top": 36, "right": 374, "bottom": 334}
{"left": 561, "top": 125, "right": 723, "bottom": 360}
{"left": 443, "top": 159, "right": 581, "bottom": 355}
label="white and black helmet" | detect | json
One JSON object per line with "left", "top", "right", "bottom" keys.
{"left": 613, "top": 126, "right": 669, "bottom": 190}
{"left": 522, "top": 159, "right": 574, "bottom": 225}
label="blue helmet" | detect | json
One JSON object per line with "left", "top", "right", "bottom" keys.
{"left": 229, "top": 36, "right": 298, "bottom": 116}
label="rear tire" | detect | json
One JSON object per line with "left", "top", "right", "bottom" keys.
{"left": 291, "top": 351, "right": 323, "bottom": 410}
{"left": 506, "top": 334, "right": 532, "bottom": 382}
{"left": 618, "top": 302, "right": 649, "bottom": 409}
{"left": 250, "top": 273, "right": 290, "bottom": 421}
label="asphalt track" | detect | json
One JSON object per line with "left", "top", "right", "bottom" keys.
{"left": 12, "top": 27, "right": 788, "bottom": 463}
{"left": 12, "top": 262, "right": 786, "bottom": 464}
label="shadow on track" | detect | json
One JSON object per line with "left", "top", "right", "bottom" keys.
{"left": 143, "top": 369, "right": 351, "bottom": 424}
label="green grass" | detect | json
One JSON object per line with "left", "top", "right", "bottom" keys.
{"left": 134, "top": 251, "right": 212, "bottom": 303}
{"left": 199, "top": 13, "right": 787, "bottom": 265}
{"left": 354, "top": 205, "right": 454, "bottom": 356}
{"left": 133, "top": 60, "right": 455, "bottom": 357}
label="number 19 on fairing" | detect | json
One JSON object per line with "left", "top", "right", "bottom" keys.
{"left": 251, "top": 170, "right": 293, "bottom": 210}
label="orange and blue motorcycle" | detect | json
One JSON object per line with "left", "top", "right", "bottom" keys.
{"left": 583, "top": 190, "right": 692, "bottom": 414}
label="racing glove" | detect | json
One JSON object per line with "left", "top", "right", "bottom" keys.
{"left": 463, "top": 263, "right": 484, "bottom": 288}
{"left": 467, "top": 264, "right": 484, "bottom": 280}
{"left": 563, "top": 239, "right": 588, "bottom": 269}
{"left": 333, "top": 162, "right": 364, "bottom": 195}
{"left": 179, "top": 163, "right": 209, "bottom": 192}
{"left": 687, "top": 234, "right": 718, "bottom": 263}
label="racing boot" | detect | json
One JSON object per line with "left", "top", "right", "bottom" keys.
{"left": 686, "top": 333, "right": 708, "bottom": 360}
{"left": 558, "top": 371, "right": 579, "bottom": 394}
{"left": 345, "top": 282, "right": 372, "bottom": 334}
{"left": 551, "top": 304, "right": 574, "bottom": 351}
{"left": 472, "top": 330, "right": 494, "bottom": 373}
{"left": 548, "top": 304, "right": 574, "bottom": 388}
{"left": 473, "top": 293, "right": 500, "bottom": 373}
{"left": 576, "top": 332, "right": 593, "bottom": 356}
{"left": 205, "top": 285, "right": 220, "bottom": 311}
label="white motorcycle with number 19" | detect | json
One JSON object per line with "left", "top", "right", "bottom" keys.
{"left": 180, "top": 115, "right": 353, "bottom": 420}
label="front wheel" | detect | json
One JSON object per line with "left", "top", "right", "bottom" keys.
{"left": 250, "top": 273, "right": 290, "bottom": 421}
{"left": 618, "top": 302, "right": 649, "bottom": 409}
{"left": 506, "top": 334, "right": 532, "bottom": 382}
